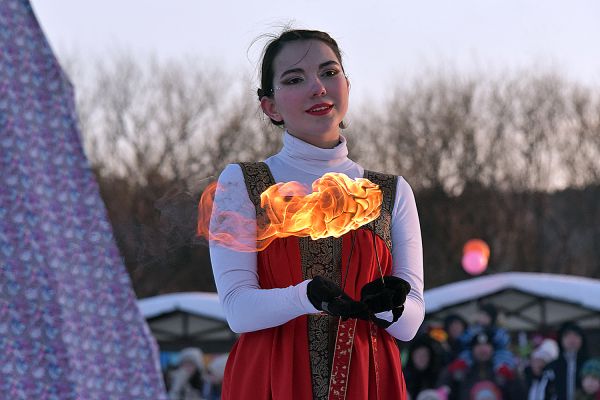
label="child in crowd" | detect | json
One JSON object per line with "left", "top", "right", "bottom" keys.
{"left": 576, "top": 358, "right": 600, "bottom": 400}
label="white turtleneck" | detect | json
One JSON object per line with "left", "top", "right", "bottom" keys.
{"left": 209, "top": 132, "right": 424, "bottom": 341}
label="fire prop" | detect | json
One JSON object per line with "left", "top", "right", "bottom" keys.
{"left": 198, "top": 173, "right": 383, "bottom": 251}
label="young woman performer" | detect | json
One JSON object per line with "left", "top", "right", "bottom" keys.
{"left": 209, "top": 29, "right": 424, "bottom": 400}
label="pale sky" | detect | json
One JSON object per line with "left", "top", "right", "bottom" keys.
{"left": 30, "top": 0, "right": 600, "bottom": 106}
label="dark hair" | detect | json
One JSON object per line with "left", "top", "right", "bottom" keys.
{"left": 443, "top": 313, "right": 467, "bottom": 333}
{"left": 257, "top": 29, "right": 346, "bottom": 127}
{"left": 558, "top": 321, "right": 588, "bottom": 355}
{"left": 559, "top": 321, "right": 584, "bottom": 339}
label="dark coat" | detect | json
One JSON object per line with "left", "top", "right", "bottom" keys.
{"left": 541, "top": 354, "right": 588, "bottom": 400}
{"left": 404, "top": 334, "right": 444, "bottom": 399}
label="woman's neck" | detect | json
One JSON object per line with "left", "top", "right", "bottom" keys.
{"left": 286, "top": 130, "right": 340, "bottom": 149}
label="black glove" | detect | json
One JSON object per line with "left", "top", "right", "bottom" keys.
{"left": 307, "top": 276, "right": 369, "bottom": 320}
{"left": 360, "top": 276, "right": 411, "bottom": 328}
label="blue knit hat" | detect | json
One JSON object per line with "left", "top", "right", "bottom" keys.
{"left": 581, "top": 358, "right": 600, "bottom": 380}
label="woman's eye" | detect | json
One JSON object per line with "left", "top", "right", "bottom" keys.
{"left": 284, "top": 77, "right": 303, "bottom": 85}
{"left": 323, "top": 69, "right": 340, "bottom": 77}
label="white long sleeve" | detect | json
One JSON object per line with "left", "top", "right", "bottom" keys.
{"left": 209, "top": 132, "right": 424, "bottom": 338}
{"left": 385, "top": 178, "right": 425, "bottom": 341}
{"left": 209, "top": 164, "right": 318, "bottom": 333}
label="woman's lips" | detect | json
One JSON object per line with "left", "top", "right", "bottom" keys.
{"left": 306, "top": 103, "right": 333, "bottom": 115}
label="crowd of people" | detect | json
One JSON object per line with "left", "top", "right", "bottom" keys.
{"left": 162, "top": 302, "right": 599, "bottom": 400}
{"left": 402, "top": 303, "right": 600, "bottom": 400}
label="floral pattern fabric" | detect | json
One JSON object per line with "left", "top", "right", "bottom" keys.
{"left": 0, "top": 1, "right": 167, "bottom": 398}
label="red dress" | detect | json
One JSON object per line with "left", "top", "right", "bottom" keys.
{"left": 221, "top": 163, "right": 406, "bottom": 400}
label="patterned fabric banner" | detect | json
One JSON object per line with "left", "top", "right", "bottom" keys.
{"left": 0, "top": 1, "right": 167, "bottom": 398}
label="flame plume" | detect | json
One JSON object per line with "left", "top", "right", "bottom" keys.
{"left": 198, "top": 173, "right": 382, "bottom": 252}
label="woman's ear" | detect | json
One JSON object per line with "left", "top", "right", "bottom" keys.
{"left": 260, "top": 97, "right": 283, "bottom": 123}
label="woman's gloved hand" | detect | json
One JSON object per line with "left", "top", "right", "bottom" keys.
{"left": 360, "top": 276, "right": 411, "bottom": 328}
{"left": 307, "top": 276, "right": 369, "bottom": 320}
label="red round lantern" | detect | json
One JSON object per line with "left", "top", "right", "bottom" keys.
{"left": 462, "top": 239, "right": 490, "bottom": 275}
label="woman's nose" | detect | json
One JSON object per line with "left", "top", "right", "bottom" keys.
{"left": 311, "top": 77, "right": 327, "bottom": 97}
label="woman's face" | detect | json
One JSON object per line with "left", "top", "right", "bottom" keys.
{"left": 561, "top": 331, "right": 582, "bottom": 353}
{"left": 412, "top": 346, "right": 431, "bottom": 371}
{"left": 261, "top": 39, "right": 349, "bottom": 148}
{"left": 448, "top": 320, "right": 465, "bottom": 340}
{"left": 472, "top": 343, "right": 494, "bottom": 363}
{"left": 529, "top": 357, "right": 546, "bottom": 375}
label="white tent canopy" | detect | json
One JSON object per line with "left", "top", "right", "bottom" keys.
{"left": 424, "top": 272, "right": 600, "bottom": 331}
{"left": 137, "top": 273, "right": 600, "bottom": 351}
{"left": 137, "top": 292, "right": 236, "bottom": 352}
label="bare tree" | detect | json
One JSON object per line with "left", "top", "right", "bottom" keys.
{"left": 62, "top": 53, "right": 600, "bottom": 293}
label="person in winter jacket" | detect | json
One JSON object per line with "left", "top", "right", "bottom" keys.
{"left": 539, "top": 322, "right": 589, "bottom": 400}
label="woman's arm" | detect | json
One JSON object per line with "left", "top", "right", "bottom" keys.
{"left": 209, "top": 164, "right": 317, "bottom": 333}
{"left": 385, "top": 177, "right": 425, "bottom": 341}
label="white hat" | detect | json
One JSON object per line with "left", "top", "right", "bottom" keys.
{"left": 178, "top": 347, "right": 205, "bottom": 373}
{"left": 531, "top": 339, "right": 559, "bottom": 363}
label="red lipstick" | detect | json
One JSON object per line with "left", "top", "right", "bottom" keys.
{"left": 306, "top": 103, "right": 333, "bottom": 115}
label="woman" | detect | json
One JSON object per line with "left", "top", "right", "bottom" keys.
{"left": 209, "top": 29, "right": 424, "bottom": 400}
{"left": 403, "top": 334, "right": 444, "bottom": 399}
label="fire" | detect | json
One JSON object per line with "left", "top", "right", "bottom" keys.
{"left": 198, "top": 173, "right": 382, "bottom": 251}
{"left": 259, "top": 173, "right": 382, "bottom": 241}
{"left": 196, "top": 181, "right": 217, "bottom": 243}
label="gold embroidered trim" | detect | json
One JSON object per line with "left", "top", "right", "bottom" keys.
{"left": 364, "top": 170, "right": 398, "bottom": 253}
{"left": 300, "top": 236, "right": 342, "bottom": 400}
{"left": 238, "top": 162, "right": 276, "bottom": 247}
{"left": 328, "top": 318, "right": 358, "bottom": 400}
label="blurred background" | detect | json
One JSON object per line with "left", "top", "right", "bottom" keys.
{"left": 30, "top": 0, "right": 600, "bottom": 296}
{"left": 23, "top": 1, "right": 600, "bottom": 397}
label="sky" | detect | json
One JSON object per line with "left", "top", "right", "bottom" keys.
{"left": 30, "top": 0, "right": 600, "bottom": 107}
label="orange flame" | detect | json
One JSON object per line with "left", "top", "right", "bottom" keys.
{"left": 196, "top": 181, "right": 217, "bottom": 242}
{"left": 198, "top": 173, "right": 382, "bottom": 251}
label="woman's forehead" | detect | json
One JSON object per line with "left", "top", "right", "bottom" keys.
{"left": 273, "top": 40, "right": 339, "bottom": 74}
